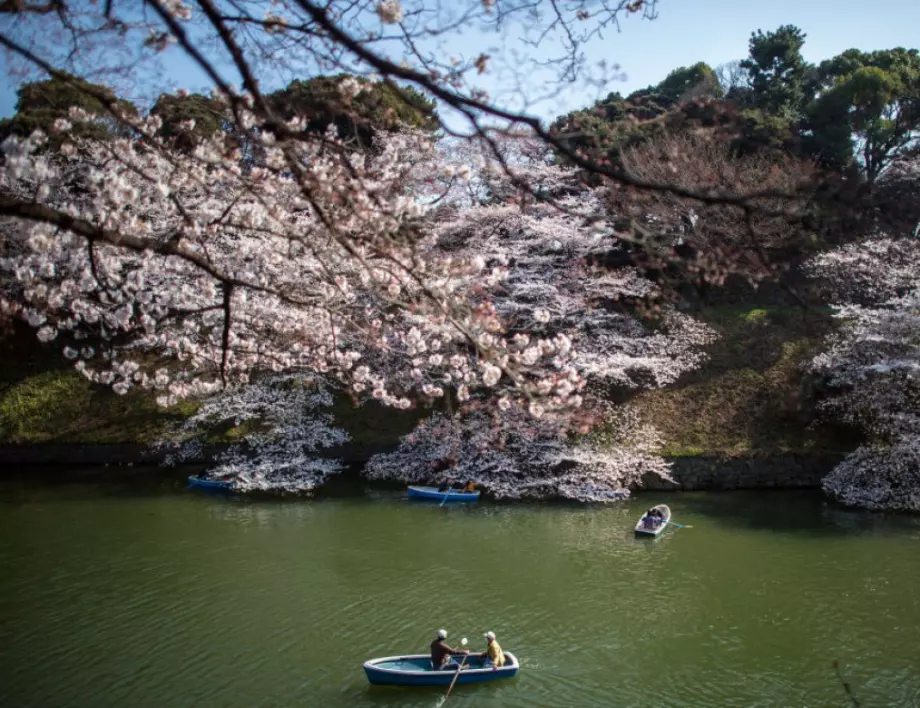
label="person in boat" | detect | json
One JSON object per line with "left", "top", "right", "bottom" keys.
{"left": 461, "top": 480, "right": 477, "bottom": 493}
{"left": 645, "top": 508, "right": 662, "bottom": 528}
{"left": 438, "top": 481, "right": 452, "bottom": 493}
{"left": 480, "top": 631, "right": 505, "bottom": 669}
{"left": 430, "top": 629, "right": 469, "bottom": 670}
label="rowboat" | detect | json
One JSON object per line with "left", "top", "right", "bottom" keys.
{"left": 363, "top": 652, "right": 519, "bottom": 686}
{"left": 407, "top": 486, "right": 481, "bottom": 503}
{"left": 188, "top": 475, "right": 233, "bottom": 490}
{"left": 635, "top": 504, "right": 671, "bottom": 537}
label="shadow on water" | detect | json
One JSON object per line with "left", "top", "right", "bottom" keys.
{"left": 0, "top": 462, "right": 381, "bottom": 503}
{"left": 0, "top": 465, "right": 195, "bottom": 504}
{"left": 4, "top": 466, "right": 919, "bottom": 542}
{"left": 4, "top": 467, "right": 920, "bottom": 708}
{"left": 669, "top": 489, "right": 920, "bottom": 536}
{"left": 357, "top": 674, "right": 518, "bottom": 708}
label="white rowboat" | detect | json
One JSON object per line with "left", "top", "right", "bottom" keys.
{"left": 635, "top": 504, "right": 671, "bottom": 537}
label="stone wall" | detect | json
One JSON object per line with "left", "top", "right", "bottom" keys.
{"left": 0, "top": 442, "right": 395, "bottom": 468}
{"left": 1, "top": 444, "right": 843, "bottom": 492}
{"left": 0, "top": 443, "right": 219, "bottom": 467}
{"left": 641, "top": 454, "right": 844, "bottom": 491}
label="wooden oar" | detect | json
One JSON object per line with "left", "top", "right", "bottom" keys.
{"left": 439, "top": 489, "right": 451, "bottom": 507}
{"left": 444, "top": 655, "right": 468, "bottom": 699}
{"left": 670, "top": 521, "right": 693, "bottom": 529}
{"left": 444, "top": 638, "right": 469, "bottom": 700}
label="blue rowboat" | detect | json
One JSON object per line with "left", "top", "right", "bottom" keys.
{"left": 188, "top": 475, "right": 233, "bottom": 490}
{"left": 363, "top": 652, "right": 519, "bottom": 686}
{"left": 407, "top": 486, "right": 480, "bottom": 503}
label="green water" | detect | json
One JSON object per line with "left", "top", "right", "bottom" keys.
{"left": 2, "top": 481, "right": 920, "bottom": 708}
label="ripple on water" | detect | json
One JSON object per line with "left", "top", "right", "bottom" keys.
{"left": 2, "top": 493, "right": 920, "bottom": 708}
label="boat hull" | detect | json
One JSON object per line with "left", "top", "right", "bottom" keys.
{"left": 635, "top": 504, "right": 671, "bottom": 536}
{"left": 407, "top": 486, "right": 480, "bottom": 503}
{"left": 364, "top": 652, "right": 518, "bottom": 686}
{"left": 188, "top": 475, "right": 233, "bottom": 490}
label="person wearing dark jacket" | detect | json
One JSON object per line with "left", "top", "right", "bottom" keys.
{"left": 430, "top": 629, "right": 468, "bottom": 669}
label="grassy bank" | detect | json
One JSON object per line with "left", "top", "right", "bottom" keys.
{"left": 0, "top": 332, "right": 193, "bottom": 444}
{"left": 1, "top": 307, "right": 858, "bottom": 456}
{"left": 629, "top": 305, "right": 858, "bottom": 457}
{"left": 0, "top": 326, "right": 425, "bottom": 446}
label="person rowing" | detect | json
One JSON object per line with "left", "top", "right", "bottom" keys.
{"left": 430, "top": 629, "right": 469, "bottom": 670}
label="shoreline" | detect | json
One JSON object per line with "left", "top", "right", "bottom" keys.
{"left": 0, "top": 443, "right": 843, "bottom": 492}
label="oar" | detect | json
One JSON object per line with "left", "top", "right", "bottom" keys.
{"left": 444, "top": 638, "right": 468, "bottom": 700}
{"left": 670, "top": 521, "right": 693, "bottom": 529}
{"left": 439, "top": 489, "right": 451, "bottom": 508}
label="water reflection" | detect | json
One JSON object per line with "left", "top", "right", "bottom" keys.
{"left": 2, "top": 485, "right": 919, "bottom": 708}
{"left": 665, "top": 489, "right": 920, "bottom": 536}
{"left": 203, "top": 497, "right": 320, "bottom": 525}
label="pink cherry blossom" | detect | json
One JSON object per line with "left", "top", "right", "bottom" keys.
{"left": 809, "top": 235, "right": 920, "bottom": 511}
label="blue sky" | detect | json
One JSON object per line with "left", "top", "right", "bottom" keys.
{"left": 2, "top": 0, "right": 919, "bottom": 123}
{"left": 576, "top": 0, "right": 920, "bottom": 93}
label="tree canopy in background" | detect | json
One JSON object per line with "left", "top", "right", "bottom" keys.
{"left": 149, "top": 92, "right": 229, "bottom": 152}
{"left": 266, "top": 75, "right": 438, "bottom": 150}
{"left": 146, "top": 76, "right": 438, "bottom": 152}
{"left": 805, "top": 48, "right": 920, "bottom": 181}
{"left": 552, "top": 23, "right": 920, "bottom": 182}
{"left": 740, "top": 24, "right": 810, "bottom": 120}
{"left": 0, "top": 74, "right": 138, "bottom": 145}
{"left": 550, "top": 62, "right": 733, "bottom": 168}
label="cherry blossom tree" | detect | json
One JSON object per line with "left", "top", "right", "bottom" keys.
{"left": 0, "top": 0, "right": 817, "bottom": 419}
{"left": 431, "top": 143, "right": 717, "bottom": 401}
{"left": 872, "top": 149, "right": 920, "bottom": 238}
{"left": 808, "top": 236, "right": 920, "bottom": 511}
{"left": 2, "top": 0, "right": 819, "bottom": 500}
{"left": 362, "top": 149, "right": 715, "bottom": 500}
{"left": 0, "top": 122, "right": 443, "bottom": 403}
{"left": 1, "top": 120, "right": 716, "bottom": 414}
{"left": 0, "top": 0, "right": 811, "bottom": 254}
{"left": 365, "top": 403, "right": 669, "bottom": 501}
{"left": 1, "top": 121, "right": 597, "bottom": 415}
{"left": 158, "top": 374, "right": 349, "bottom": 491}
{"left": 0, "top": 124, "right": 717, "bottom": 496}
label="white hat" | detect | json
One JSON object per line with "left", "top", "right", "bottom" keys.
{"left": 484, "top": 631, "right": 496, "bottom": 640}
{"left": 437, "top": 629, "right": 447, "bottom": 639}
